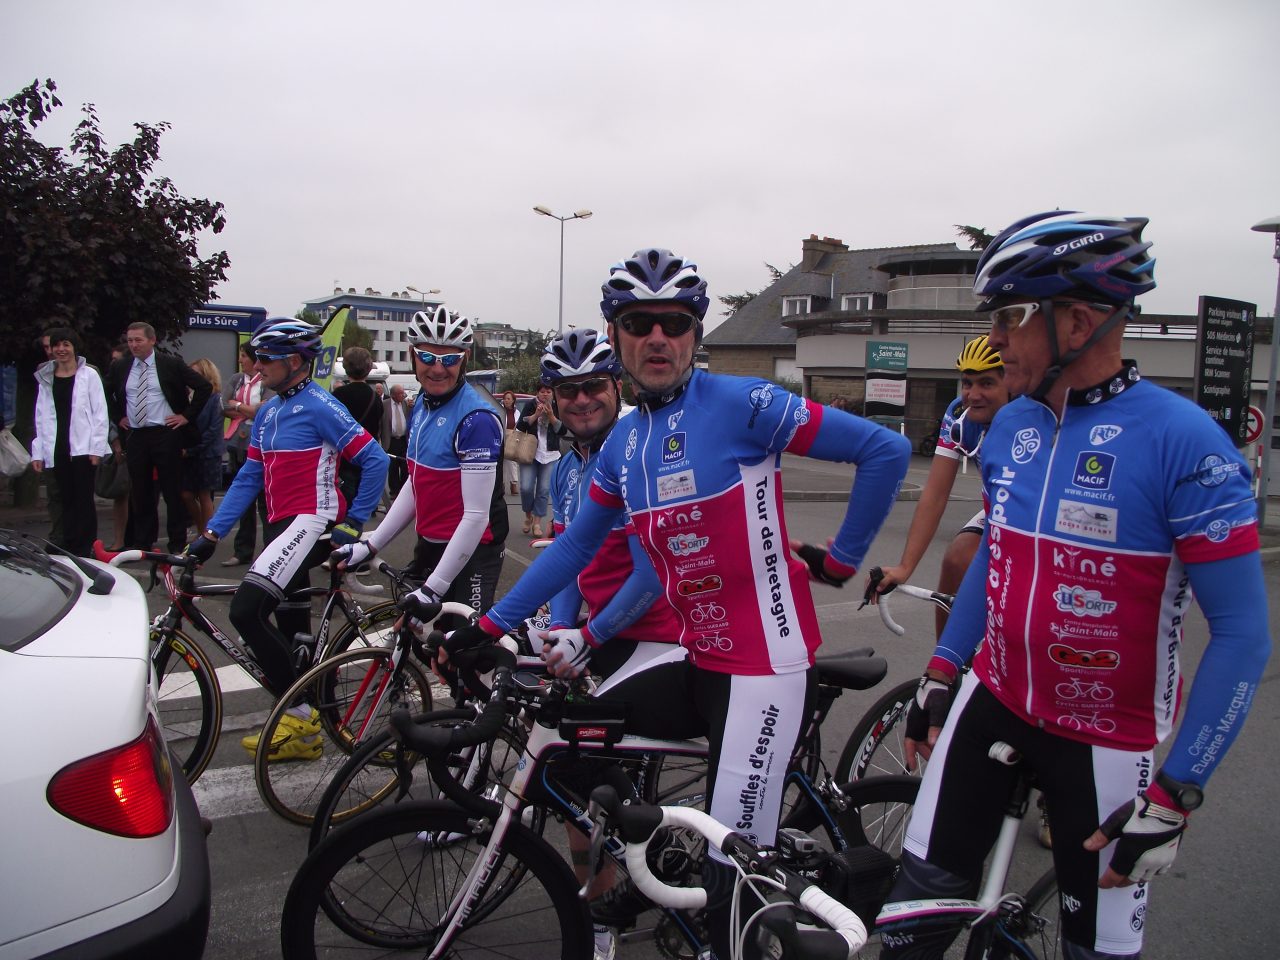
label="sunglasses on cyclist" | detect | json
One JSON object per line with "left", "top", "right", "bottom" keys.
{"left": 615, "top": 311, "right": 698, "bottom": 338}
{"left": 413, "top": 348, "right": 465, "bottom": 368}
{"left": 989, "top": 300, "right": 1117, "bottom": 334}
{"left": 553, "top": 376, "right": 614, "bottom": 401}
{"left": 254, "top": 351, "right": 293, "bottom": 362}
{"left": 948, "top": 407, "right": 985, "bottom": 459}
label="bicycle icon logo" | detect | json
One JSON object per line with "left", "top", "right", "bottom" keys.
{"left": 1056, "top": 710, "right": 1116, "bottom": 734}
{"left": 694, "top": 631, "right": 734, "bottom": 653}
{"left": 689, "top": 601, "right": 726, "bottom": 625}
{"left": 1054, "top": 677, "right": 1114, "bottom": 701}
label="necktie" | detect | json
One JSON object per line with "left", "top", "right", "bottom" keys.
{"left": 129, "top": 359, "right": 149, "bottom": 428}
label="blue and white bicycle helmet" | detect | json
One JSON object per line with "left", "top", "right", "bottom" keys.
{"left": 973, "top": 211, "right": 1156, "bottom": 308}
{"left": 408, "top": 306, "right": 474, "bottom": 348}
{"left": 250, "top": 318, "right": 323, "bottom": 360}
{"left": 599, "top": 248, "right": 709, "bottom": 323}
{"left": 540, "top": 329, "right": 622, "bottom": 385}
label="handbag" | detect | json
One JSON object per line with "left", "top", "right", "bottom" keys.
{"left": 0, "top": 427, "right": 31, "bottom": 477}
{"left": 94, "top": 450, "right": 130, "bottom": 499}
{"left": 503, "top": 429, "right": 537, "bottom": 466}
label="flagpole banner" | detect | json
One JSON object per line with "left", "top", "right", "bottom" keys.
{"left": 313, "top": 306, "right": 349, "bottom": 390}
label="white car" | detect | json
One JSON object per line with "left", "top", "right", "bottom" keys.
{"left": 0, "top": 532, "right": 209, "bottom": 959}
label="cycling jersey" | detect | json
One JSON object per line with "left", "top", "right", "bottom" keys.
{"left": 934, "top": 395, "right": 986, "bottom": 465}
{"left": 404, "top": 382, "right": 506, "bottom": 545}
{"left": 484, "top": 370, "right": 911, "bottom": 675}
{"left": 545, "top": 441, "right": 680, "bottom": 645}
{"left": 210, "top": 378, "right": 386, "bottom": 536}
{"left": 933, "top": 365, "right": 1264, "bottom": 759}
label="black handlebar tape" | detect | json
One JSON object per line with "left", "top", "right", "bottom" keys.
{"left": 588, "top": 785, "right": 665, "bottom": 845}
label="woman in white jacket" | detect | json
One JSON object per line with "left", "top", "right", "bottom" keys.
{"left": 32, "top": 327, "right": 110, "bottom": 555}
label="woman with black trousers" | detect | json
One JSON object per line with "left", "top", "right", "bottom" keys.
{"left": 31, "top": 327, "right": 110, "bottom": 556}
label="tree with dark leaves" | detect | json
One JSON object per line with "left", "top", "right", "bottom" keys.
{"left": 717, "top": 262, "right": 787, "bottom": 318}
{"left": 0, "top": 79, "right": 229, "bottom": 359}
{"left": 954, "top": 224, "right": 994, "bottom": 251}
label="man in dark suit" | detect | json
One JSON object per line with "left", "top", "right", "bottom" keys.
{"left": 106, "top": 321, "right": 212, "bottom": 553}
{"left": 380, "top": 382, "right": 412, "bottom": 497}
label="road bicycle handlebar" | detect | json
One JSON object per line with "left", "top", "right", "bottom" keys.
{"left": 861, "top": 566, "right": 954, "bottom": 637}
{"left": 389, "top": 643, "right": 517, "bottom": 756}
{"left": 587, "top": 785, "right": 866, "bottom": 959}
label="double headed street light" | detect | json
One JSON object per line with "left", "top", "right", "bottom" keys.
{"left": 406, "top": 285, "right": 441, "bottom": 307}
{"left": 532, "top": 206, "right": 593, "bottom": 334}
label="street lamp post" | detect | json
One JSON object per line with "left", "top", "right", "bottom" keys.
{"left": 406, "top": 285, "right": 440, "bottom": 307}
{"left": 532, "top": 206, "right": 593, "bottom": 334}
{"left": 1251, "top": 216, "right": 1280, "bottom": 527}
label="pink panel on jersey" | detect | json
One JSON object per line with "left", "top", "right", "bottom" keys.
{"left": 1175, "top": 522, "right": 1259, "bottom": 564}
{"left": 261, "top": 446, "right": 344, "bottom": 523}
{"left": 782, "top": 399, "right": 824, "bottom": 455}
{"left": 579, "top": 526, "right": 682, "bottom": 643}
{"left": 409, "top": 461, "right": 496, "bottom": 544}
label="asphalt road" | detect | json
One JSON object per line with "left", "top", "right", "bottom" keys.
{"left": 59, "top": 455, "right": 1280, "bottom": 959}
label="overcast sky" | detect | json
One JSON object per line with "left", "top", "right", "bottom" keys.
{"left": 7, "top": 1, "right": 1279, "bottom": 336}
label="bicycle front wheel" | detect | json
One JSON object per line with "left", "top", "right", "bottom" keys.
{"left": 153, "top": 627, "right": 222, "bottom": 784}
{"left": 280, "top": 801, "right": 591, "bottom": 959}
{"left": 836, "top": 678, "right": 919, "bottom": 781}
{"left": 255, "top": 646, "right": 435, "bottom": 825}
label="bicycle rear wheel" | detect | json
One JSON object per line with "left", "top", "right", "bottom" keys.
{"left": 153, "top": 627, "right": 222, "bottom": 784}
{"left": 255, "top": 647, "right": 435, "bottom": 825}
{"left": 316, "top": 600, "right": 400, "bottom": 660}
{"left": 280, "top": 801, "right": 591, "bottom": 959}
{"left": 835, "top": 678, "right": 919, "bottom": 781}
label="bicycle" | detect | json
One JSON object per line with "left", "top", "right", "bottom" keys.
{"left": 97, "top": 543, "right": 406, "bottom": 783}
{"left": 280, "top": 643, "right": 920, "bottom": 959}
{"left": 874, "top": 741, "right": 1062, "bottom": 959}
{"left": 251, "top": 598, "right": 482, "bottom": 824}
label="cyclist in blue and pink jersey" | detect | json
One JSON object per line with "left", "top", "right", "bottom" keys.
{"left": 332, "top": 307, "right": 507, "bottom": 630}
{"left": 450, "top": 247, "right": 911, "bottom": 960}
{"left": 883, "top": 213, "right": 1271, "bottom": 960}
{"left": 188, "top": 319, "right": 388, "bottom": 760}
{"left": 870, "top": 335, "right": 1010, "bottom": 641}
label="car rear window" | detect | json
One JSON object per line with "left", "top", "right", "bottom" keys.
{"left": 0, "top": 532, "right": 81, "bottom": 651}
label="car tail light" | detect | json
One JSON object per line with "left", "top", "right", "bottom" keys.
{"left": 47, "top": 716, "right": 175, "bottom": 838}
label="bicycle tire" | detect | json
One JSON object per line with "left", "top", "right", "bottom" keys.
{"left": 835, "top": 678, "right": 920, "bottom": 781}
{"left": 280, "top": 801, "right": 591, "bottom": 959}
{"left": 255, "top": 646, "right": 436, "bottom": 825}
{"left": 309, "top": 710, "right": 545, "bottom": 851}
{"left": 315, "top": 599, "right": 401, "bottom": 660}
{"left": 153, "top": 627, "right": 222, "bottom": 784}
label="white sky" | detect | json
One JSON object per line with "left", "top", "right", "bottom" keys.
{"left": 7, "top": 0, "right": 1279, "bottom": 334}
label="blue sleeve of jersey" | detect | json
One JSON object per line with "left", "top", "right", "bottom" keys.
{"left": 208, "top": 457, "right": 263, "bottom": 539}
{"left": 1159, "top": 552, "right": 1270, "bottom": 787}
{"left": 348, "top": 439, "right": 389, "bottom": 526}
{"left": 931, "top": 532, "right": 990, "bottom": 675}
{"left": 585, "top": 534, "right": 661, "bottom": 644}
{"left": 456, "top": 409, "right": 503, "bottom": 464}
{"left": 484, "top": 495, "right": 623, "bottom": 632}
{"left": 799, "top": 407, "right": 912, "bottom": 571}
{"left": 548, "top": 581, "right": 584, "bottom": 630}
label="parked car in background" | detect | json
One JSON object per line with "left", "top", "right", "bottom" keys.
{"left": 0, "top": 530, "right": 209, "bottom": 959}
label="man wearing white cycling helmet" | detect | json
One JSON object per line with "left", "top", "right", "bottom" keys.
{"left": 332, "top": 307, "right": 507, "bottom": 630}
{"left": 882, "top": 213, "right": 1271, "bottom": 960}
{"left": 451, "top": 247, "right": 912, "bottom": 960}
{"left": 187, "top": 319, "right": 389, "bottom": 760}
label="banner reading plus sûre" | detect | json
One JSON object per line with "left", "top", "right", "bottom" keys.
{"left": 313, "top": 306, "right": 349, "bottom": 391}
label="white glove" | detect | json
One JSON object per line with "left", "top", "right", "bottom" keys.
{"left": 331, "top": 539, "right": 376, "bottom": 570}
{"left": 541, "top": 628, "right": 593, "bottom": 679}
{"left": 1095, "top": 794, "right": 1187, "bottom": 883}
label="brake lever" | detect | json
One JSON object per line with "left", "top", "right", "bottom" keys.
{"left": 147, "top": 561, "right": 161, "bottom": 594}
{"left": 393, "top": 740, "right": 414, "bottom": 800}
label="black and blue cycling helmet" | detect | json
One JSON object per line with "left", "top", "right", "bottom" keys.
{"left": 973, "top": 211, "right": 1156, "bottom": 308}
{"left": 540, "top": 329, "right": 622, "bottom": 385}
{"left": 250, "top": 318, "right": 323, "bottom": 360}
{"left": 599, "top": 248, "right": 709, "bottom": 323}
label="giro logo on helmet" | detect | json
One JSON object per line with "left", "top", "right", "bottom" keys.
{"left": 1053, "top": 232, "right": 1104, "bottom": 256}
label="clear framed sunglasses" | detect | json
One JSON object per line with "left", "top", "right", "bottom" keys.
{"left": 413, "top": 348, "right": 465, "bottom": 367}
{"left": 989, "top": 299, "right": 1117, "bottom": 334}
{"left": 948, "top": 406, "right": 985, "bottom": 459}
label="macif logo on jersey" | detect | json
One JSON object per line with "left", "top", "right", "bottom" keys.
{"left": 662, "top": 432, "right": 686, "bottom": 465}
{"left": 1073, "top": 451, "right": 1115, "bottom": 491}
